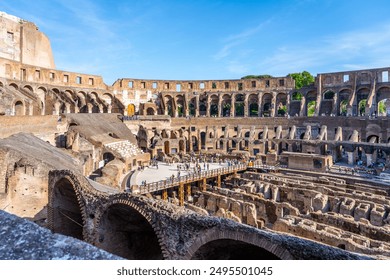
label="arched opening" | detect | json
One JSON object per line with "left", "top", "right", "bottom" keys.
{"left": 103, "top": 152, "right": 115, "bottom": 163}
{"left": 320, "top": 90, "right": 335, "bottom": 116}
{"left": 235, "top": 94, "right": 245, "bottom": 117}
{"left": 262, "top": 93, "right": 272, "bottom": 117}
{"left": 306, "top": 91, "right": 317, "bottom": 116}
{"left": 276, "top": 93, "right": 287, "bottom": 117}
{"left": 376, "top": 87, "right": 390, "bottom": 116}
{"left": 358, "top": 99, "right": 367, "bottom": 116}
{"left": 176, "top": 95, "right": 185, "bottom": 117}
{"left": 51, "top": 178, "right": 83, "bottom": 240}
{"left": 165, "top": 96, "right": 174, "bottom": 117}
{"left": 248, "top": 93, "right": 259, "bottom": 117}
{"left": 338, "top": 89, "right": 351, "bottom": 116}
{"left": 339, "top": 100, "right": 348, "bottom": 116}
{"left": 210, "top": 95, "right": 219, "bottom": 117}
{"left": 222, "top": 94, "right": 232, "bottom": 117}
{"left": 189, "top": 98, "right": 196, "bottom": 116}
{"left": 367, "top": 135, "right": 379, "bottom": 143}
{"left": 146, "top": 107, "right": 155, "bottom": 115}
{"left": 97, "top": 204, "right": 163, "bottom": 259}
{"left": 14, "top": 101, "right": 24, "bottom": 115}
{"left": 191, "top": 239, "right": 280, "bottom": 260}
{"left": 199, "top": 95, "right": 207, "bottom": 116}
{"left": 200, "top": 132, "right": 206, "bottom": 150}
{"left": 357, "top": 88, "right": 369, "bottom": 116}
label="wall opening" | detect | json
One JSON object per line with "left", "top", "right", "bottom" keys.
{"left": 191, "top": 239, "right": 281, "bottom": 260}
{"left": 97, "top": 204, "right": 163, "bottom": 259}
{"left": 51, "top": 178, "right": 83, "bottom": 240}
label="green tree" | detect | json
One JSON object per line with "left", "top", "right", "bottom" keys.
{"left": 288, "top": 71, "right": 315, "bottom": 89}
{"left": 378, "top": 100, "right": 386, "bottom": 115}
{"left": 241, "top": 74, "right": 273, "bottom": 79}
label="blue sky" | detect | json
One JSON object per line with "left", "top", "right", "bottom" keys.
{"left": 1, "top": 0, "right": 390, "bottom": 85}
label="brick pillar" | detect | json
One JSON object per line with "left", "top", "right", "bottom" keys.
{"left": 179, "top": 182, "right": 184, "bottom": 206}
{"left": 217, "top": 175, "right": 221, "bottom": 188}
{"left": 162, "top": 189, "right": 168, "bottom": 201}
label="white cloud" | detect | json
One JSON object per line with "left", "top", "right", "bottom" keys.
{"left": 257, "top": 23, "right": 390, "bottom": 75}
{"left": 213, "top": 19, "right": 271, "bottom": 61}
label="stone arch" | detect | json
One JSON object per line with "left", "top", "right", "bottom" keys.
{"left": 221, "top": 94, "right": 232, "bottom": 117}
{"left": 94, "top": 200, "right": 165, "bottom": 259}
{"left": 356, "top": 87, "right": 370, "bottom": 116}
{"left": 23, "top": 84, "right": 34, "bottom": 93}
{"left": 290, "top": 91, "right": 302, "bottom": 116}
{"left": 376, "top": 86, "right": 390, "bottom": 116}
{"left": 248, "top": 93, "right": 258, "bottom": 116}
{"left": 235, "top": 93, "right": 245, "bottom": 117}
{"left": 210, "top": 94, "right": 219, "bottom": 117}
{"left": 320, "top": 90, "right": 335, "bottom": 116}
{"left": 9, "top": 82, "right": 18, "bottom": 90}
{"left": 261, "top": 93, "right": 272, "bottom": 117}
{"left": 199, "top": 95, "right": 207, "bottom": 116}
{"left": 48, "top": 174, "right": 87, "bottom": 241}
{"left": 189, "top": 97, "right": 196, "bottom": 116}
{"left": 164, "top": 95, "right": 175, "bottom": 117}
{"left": 176, "top": 95, "right": 185, "bottom": 117}
{"left": 306, "top": 90, "right": 317, "bottom": 116}
{"left": 14, "top": 100, "right": 25, "bottom": 116}
{"left": 338, "top": 88, "right": 351, "bottom": 116}
{"left": 146, "top": 107, "right": 155, "bottom": 115}
{"left": 276, "top": 92, "right": 287, "bottom": 116}
{"left": 185, "top": 228, "right": 293, "bottom": 260}
{"left": 367, "top": 134, "right": 379, "bottom": 143}
{"left": 89, "top": 92, "right": 98, "bottom": 100}
{"left": 102, "top": 93, "right": 113, "bottom": 105}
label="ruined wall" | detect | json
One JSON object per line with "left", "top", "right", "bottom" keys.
{"left": 0, "top": 12, "right": 54, "bottom": 69}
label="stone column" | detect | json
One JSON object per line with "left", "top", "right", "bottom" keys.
{"left": 28, "top": 102, "right": 33, "bottom": 116}
{"left": 107, "top": 104, "right": 112, "bottom": 114}
{"left": 230, "top": 94, "right": 235, "bottom": 117}
{"left": 300, "top": 96, "right": 306, "bottom": 116}
{"left": 366, "top": 154, "right": 373, "bottom": 167}
{"left": 195, "top": 95, "right": 200, "bottom": 117}
{"left": 206, "top": 97, "right": 210, "bottom": 117}
{"left": 258, "top": 93, "right": 263, "bottom": 117}
{"left": 347, "top": 151, "right": 354, "bottom": 165}
{"left": 270, "top": 93, "right": 276, "bottom": 117}
{"left": 65, "top": 103, "right": 71, "bottom": 114}
{"left": 53, "top": 102, "right": 60, "bottom": 115}
{"left": 179, "top": 183, "right": 184, "bottom": 206}
{"left": 286, "top": 94, "right": 291, "bottom": 117}
{"left": 244, "top": 95, "right": 249, "bottom": 117}
{"left": 87, "top": 103, "right": 93, "bottom": 113}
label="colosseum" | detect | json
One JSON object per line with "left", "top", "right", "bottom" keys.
{"left": 1, "top": 11, "right": 390, "bottom": 260}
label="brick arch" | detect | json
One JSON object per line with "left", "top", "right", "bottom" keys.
{"left": 47, "top": 171, "right": 88, "bottom": 241}
{"left": 184, "top": 228, "right": 295, "bottom": 260}
{"left": 93, "top": 198, "right": 169, "bottom": 259}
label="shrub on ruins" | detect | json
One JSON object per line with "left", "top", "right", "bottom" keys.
{"left": 287, "top": 71, "right": 315, "bottom": 89}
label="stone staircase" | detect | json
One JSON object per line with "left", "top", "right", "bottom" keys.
{"left": 105, "top": 140, "right": 143, "bottom": 158}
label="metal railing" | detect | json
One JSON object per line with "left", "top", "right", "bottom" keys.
{"left": 132, "top": 163, "right": 247, "bottom": 194}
